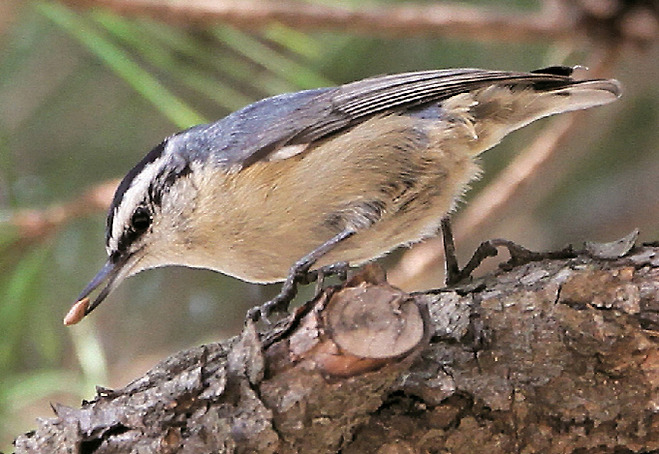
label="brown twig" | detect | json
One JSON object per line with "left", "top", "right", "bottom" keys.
{"left": 9, "top": 179, "right": 118, "bottom": 241}
{"left": 58, "top": 0, "right": 581, "bottom": 43}
{"left": 0, "top": 0, "right": 21, "bottom": 40}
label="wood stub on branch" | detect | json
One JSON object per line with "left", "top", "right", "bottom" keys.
{"left": 259, "top": 266, "right": 429, "bottom": 452}
{"left": 13, "top": 245, "right": 659, "bottom": 453}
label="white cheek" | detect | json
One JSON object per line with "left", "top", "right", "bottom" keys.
{"left": 127, "top": 255, "right": 155, "bottom": 276}
{"left": 132, "top": 241, "right": 186, "bottom": 272}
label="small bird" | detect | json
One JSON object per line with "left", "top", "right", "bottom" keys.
{"left": 65, "top": 66, "right": 621, "bottom": 325}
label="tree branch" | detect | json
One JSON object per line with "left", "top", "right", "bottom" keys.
{"left": 8, "top": 180, "right": 118, "bottom": 243}
{"left": 54, "top": 0, "right": 659, "bottom": 45}
{"left": 13, "top": 244, "right": 659, "bottom": 453}
{"left": 56, "top": 0, "right": 576, "bottom": 42}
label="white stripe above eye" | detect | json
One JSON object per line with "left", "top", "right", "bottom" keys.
{"left": 107, "top": 158, "right": 165, "bottom": 254}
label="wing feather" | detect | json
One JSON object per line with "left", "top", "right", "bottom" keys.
{"left": 189, "top": 67, "right": 591, "bottom": 168}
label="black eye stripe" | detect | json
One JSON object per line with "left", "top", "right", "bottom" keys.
{"left": 148, "top": 162, "right": 193, "bottom": 207}
{"left": 115, "top": 207, "right": 151, "bottom": 253}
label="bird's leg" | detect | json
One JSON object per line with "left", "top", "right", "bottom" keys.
{"left": 456, "top": 238, "right": 578, "bottom": 281}
{"left": 441, "top": 217, "right": 461, "bottom": 285}
{"left": 441, "top": 217, "right": 499, "bottom": 286}
{"left": 442, "top": 217, "right": 577, "bottom": 285}
{"left": 313, "top": 261, "right": 350, "bottom": 295}
{"left": 248, "top": 229, "right": 356, "bottom": 323}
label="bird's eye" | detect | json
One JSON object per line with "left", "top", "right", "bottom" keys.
{"left": 130, "top": 207, "right": 151, "bottom": 232}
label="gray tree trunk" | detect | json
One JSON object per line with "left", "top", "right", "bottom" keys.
{"left": 13, "top": 243, "right": 659, "bottom": 454}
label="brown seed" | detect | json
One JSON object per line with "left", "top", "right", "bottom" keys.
{"left": 63, "top": 297, "right": 90, "bottom": 326}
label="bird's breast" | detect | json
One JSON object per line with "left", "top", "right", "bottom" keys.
{"left": 188, "top": 114, "right": 481, "bottom": 283}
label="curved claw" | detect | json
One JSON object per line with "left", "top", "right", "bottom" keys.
{"left": 246, "top": 297, "right": 287, "bottom": 325}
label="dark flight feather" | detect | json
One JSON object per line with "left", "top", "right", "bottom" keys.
{"left": 183, "top": 66, "right": 606, "bottom": 168}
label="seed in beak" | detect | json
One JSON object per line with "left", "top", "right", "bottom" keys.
{"left": 63, "top": 297, "right": 90, "bottom": 326}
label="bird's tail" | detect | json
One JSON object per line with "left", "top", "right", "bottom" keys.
{"left": 441, "top": 69, "right": 622, "bottom": 156}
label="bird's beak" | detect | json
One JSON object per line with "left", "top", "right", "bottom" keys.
{"left": 64, "top": 253, "right": 134, "bottom": 325}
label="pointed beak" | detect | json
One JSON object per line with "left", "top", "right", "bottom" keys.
{"left": 64, "top": 252, "right": 135, "bottom": 325}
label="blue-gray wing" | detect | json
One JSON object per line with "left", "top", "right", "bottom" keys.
{"left": 178, "top": 67, "right": 581, "bottom": 168}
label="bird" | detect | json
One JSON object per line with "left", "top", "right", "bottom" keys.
{"left": 64, "top": 66, "right": 621, "bottom": 325}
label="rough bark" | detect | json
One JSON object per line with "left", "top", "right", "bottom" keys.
{"left": 13, "top": 243, "right": 659, "bottom": 454}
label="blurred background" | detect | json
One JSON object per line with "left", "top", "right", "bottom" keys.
{"left": 0, "top": 0, "right": 656, "bottom": 448}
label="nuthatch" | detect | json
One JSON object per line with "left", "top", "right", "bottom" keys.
{"left": 65, "top": 66, "right": 621, "bottom": 325}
